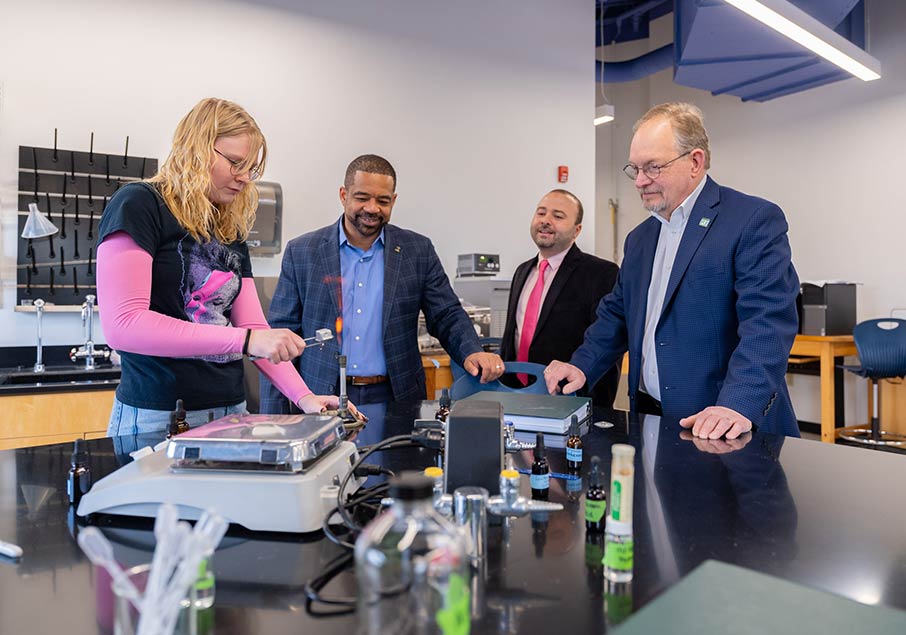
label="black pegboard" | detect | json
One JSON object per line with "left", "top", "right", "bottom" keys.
{"left": 16, "top": 141, "right": 158, "bottom": 307}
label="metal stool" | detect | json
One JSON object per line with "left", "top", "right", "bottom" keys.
{"left": 839, "top": 319, "right": 906, "bottom": 447}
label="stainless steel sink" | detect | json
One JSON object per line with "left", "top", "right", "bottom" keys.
{"left": 0, "top": 366, "right": 120, "bottom": 386}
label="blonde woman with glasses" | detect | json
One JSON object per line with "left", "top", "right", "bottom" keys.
{"left": 97, "top": 98, "right": 359, "bottom": 435}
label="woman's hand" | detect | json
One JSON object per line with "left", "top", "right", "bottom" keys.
{"left": 296, "top": 394, "right": 367, "bottom": 422}
{"left": 247, "top": 328, "right": 306, "bottom": 363}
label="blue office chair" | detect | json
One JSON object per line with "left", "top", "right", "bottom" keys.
{"left": 449, "top": 361, "right": 549, "bottom": 400}
{"left": 839, "top": 318, "right": 906, "bottom": 447}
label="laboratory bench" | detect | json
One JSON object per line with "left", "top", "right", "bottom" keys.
{"left": 1, "top": 401, "right": 906, "bottom": 633}
{"left": 0, "top": 347, "right": 119, "bottom": 450}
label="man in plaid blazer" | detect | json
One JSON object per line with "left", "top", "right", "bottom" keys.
{"left": 259, "top": 154, "right": 504, "bottom": 412}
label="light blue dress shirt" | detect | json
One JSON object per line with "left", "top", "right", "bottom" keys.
{"left": 338, "top": 223, "right": 387, "bottom": 376}
{"left": 640, "top": 176, "right": 707, "bottom": 401}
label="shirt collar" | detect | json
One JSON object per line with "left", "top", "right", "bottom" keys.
{"left": 338, "top": 218, "right": 384, "bottom": 250}
{"left": 650, "top": 175, "right": 707, "bottom": 228}
{"left": 538, "top": 244, "right": 572, "bottom": 273}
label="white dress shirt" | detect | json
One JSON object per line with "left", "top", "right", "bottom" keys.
{"left": 640, "top": 176, "right": 707, "bottom": 401}
{"left": 514, "top": 245, "right": 571, "bottom": 346}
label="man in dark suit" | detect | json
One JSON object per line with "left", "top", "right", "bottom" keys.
{"left": 260, "top": 154, "right": 504, "bottom": 411}
{"left": 500, "top": 189, "right": 620, "bottom": 406}
{"left": 545, "top": 102, "right": 800, "bottom": 438}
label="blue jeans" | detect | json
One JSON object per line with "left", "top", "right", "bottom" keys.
{"left": 107, "top": 397, "right": 248, "bottom": 437}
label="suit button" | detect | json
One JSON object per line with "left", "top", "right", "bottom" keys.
{"left": 658, "top": 341, "right": 667, "bottom": 346}
{"left": 663, "top": 386, "right": 670, "bottom": 391}
{"left": 329, "top": 384, "right": 335, "bottom": 392}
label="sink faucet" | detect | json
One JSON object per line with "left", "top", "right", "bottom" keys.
{"left": 69, "top": 294, "right": 109, "bottom": 369}
{"left": 33, "top": 299, "right": 46, "bottom": 373}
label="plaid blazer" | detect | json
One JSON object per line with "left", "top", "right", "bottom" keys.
{"left": 259, "top": 218, "right": 482, "bottom": 413}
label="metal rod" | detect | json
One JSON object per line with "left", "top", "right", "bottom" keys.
{"left": 33, "top": 299, "right": 46, "bottom": 373}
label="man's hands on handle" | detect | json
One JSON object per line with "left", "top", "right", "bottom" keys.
{"left": 248, "top": 329, "right": 306, "bottom": 363}
{"left": 464, "top": 352, "right": 506, "bottom": 383}
{"left": 543, "top": 360, "right": 586, "bottom": 395}
{"left": 680, "top": 406, "right": 752, "bottom": 440}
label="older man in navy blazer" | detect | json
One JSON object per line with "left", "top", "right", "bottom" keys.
{"left": 545, "top": 103, "right": 800, "bottom": 438}
{"left": 260, "top": 154, "right": 504, "bottom": 412}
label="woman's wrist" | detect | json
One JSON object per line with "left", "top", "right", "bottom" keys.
{"left": 242, "top": 329, "right": 252, "bottom": 355}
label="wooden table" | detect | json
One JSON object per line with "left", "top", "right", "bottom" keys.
{"left": 421, "top": 353, "right": 452, "bottom": 399}
{"left": 789, "top": 335, "right": 858, "bottom": 443}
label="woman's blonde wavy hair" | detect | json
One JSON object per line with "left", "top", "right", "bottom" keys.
{"left": 148, "top": 98, "right": 267, "bottom": 243}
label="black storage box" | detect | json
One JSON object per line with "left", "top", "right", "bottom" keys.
{"left": 798, "top": 283, "right": 857, "bottom": 336}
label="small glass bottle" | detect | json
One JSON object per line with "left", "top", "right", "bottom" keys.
{"left": 435, "top": 388, "right": 451, "bottom": 422}
{"left": 67, "top": 438, "right": 91, "bottom": 505}
{"left": 174, "top": 398, "right": 189, "bottom": 434}
{"left": 530, "top": 432, "right": 549, "bottom": 500}
{"left": 566, "top": 415, "right": 583, "bottom": 471}
{"left": 355, "top": 473, "right": 470, "bottom": 635}
{"left": 603, "top": 444, "right": 635, "bottom": 583}
{"left": 584, "top": 456, "right": 607, "bottom": 532}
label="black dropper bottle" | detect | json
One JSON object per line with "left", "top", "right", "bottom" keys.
{"left": 566, "top": 414, "right": 583, "bottom": 471}
{"left": 67, "top": 438, "right": 91, "bottom": 505}
{"left": 436, "top": 387, "right": 451, "bottom": 422}
{"left": 531, "top": 432, "right": 550, "bottom": 500}
{"left": 167, "top": 399, "right": 190, "bottom": 438}
{"left": 585, "top": 456, "right": 607, "bottom": 532}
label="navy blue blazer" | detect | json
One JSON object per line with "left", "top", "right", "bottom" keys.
{"left": 571, "top": 177, "right": 801, "bottom": 436}
{"left": 259, "top": 219, "right": 482, "bottom": 413}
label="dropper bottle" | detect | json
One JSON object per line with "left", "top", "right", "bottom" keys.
{"left": 67, "top": 438, "right": 91, "bottom": 505}
{"left": 531, "top": 432, "right": 550, "bottom": 500}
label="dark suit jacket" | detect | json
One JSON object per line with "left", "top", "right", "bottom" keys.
{"left": 570, "top": 177, "right": 801, "bottom": 436}
{"left": 500, "top": 243, "right": 620, "bottom": 406}
{"left": 259, "top": 219, "right": 482, "bottom": 413}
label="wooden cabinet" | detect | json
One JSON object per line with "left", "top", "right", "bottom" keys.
{"left": 0, "top": 390, "right": 115, "bottom": 450}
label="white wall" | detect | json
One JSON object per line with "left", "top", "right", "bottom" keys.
{"left": 0, "top": 0, "right": 595, "bottom": 349}
{"left": 595, "top": 0, "right": 906, "bottom": 424}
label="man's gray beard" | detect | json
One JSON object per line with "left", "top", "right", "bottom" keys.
{"left": 644, "top": 200, "right": 666, "bottom": 215}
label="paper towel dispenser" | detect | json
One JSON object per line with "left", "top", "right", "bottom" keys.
{"left": 246, "top": 181, "right": 282, "bottom": 256}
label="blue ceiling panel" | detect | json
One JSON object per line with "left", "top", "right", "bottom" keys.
{"left": 672, "top": 0, "right": 870, "bottom": 101}
{"left": 600, "top": 0, "right": 874, "bottom": 102}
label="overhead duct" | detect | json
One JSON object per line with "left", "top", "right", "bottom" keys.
{"left": 596, "top": 44, "right": 673, "bottom": 84}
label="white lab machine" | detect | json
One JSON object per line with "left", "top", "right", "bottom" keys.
{"left": 78, "top": 414, "right": 363, "bottom": 533}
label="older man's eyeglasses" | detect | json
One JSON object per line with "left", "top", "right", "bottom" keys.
{"left": 623, "top": 150, "right": 691, "bottom": 181}
{"left": 214, "top": 148, "right": 261, "bottom": 181}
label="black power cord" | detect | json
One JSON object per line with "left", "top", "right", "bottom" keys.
{"left": 304, "top": 433, "right": 431, "bottom": 614}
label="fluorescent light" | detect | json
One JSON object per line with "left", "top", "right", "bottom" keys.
{"left": 594, "top": 103, "right": 615, "bottom": 126}
{"left": 724, "top": 0, "right": 880, "bottom": 81}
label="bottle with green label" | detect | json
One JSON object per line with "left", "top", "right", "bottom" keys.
{"left": 584, "top": 456, "right": 607, "bottom": 532}
{"left": 603, "top": 444, "right": 635, "bottom": 583}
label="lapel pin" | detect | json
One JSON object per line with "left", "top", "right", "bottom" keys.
{"left": 699, "top": 217, "right": 711, "bottom": 228}
{"left": 394, "top": 245, "right": 401, "bottom": 253}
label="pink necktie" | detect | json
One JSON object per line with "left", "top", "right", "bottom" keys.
{"left": 517, "top": 259, "right": 549, "bottom": 385}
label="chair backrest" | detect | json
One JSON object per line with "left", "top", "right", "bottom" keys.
{"left": 449, "top": 361, "right": 549, "bottom": 400}
{"left": 852, "top": 318, "right": 906, "bottom": 379}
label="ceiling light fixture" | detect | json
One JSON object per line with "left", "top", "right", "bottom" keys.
{"left": 595, "top": 2, "right": 614, "bottom": 126}
{"left": 594, "top": 104, "right": 615, "bottom": 126}
{"left": 723, "top": 0, "right": 881, "bottom": 81}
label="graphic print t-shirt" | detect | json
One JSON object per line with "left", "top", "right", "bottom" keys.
{"left": 97, "top": 182, "right": 253, "bottom": 410}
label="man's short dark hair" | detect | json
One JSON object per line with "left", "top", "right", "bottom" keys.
{"left": 547, "top": 189, "right": 584, "bottom": 224}
{"left": 344, "top": 154, "right": 397, "bottom": 191}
